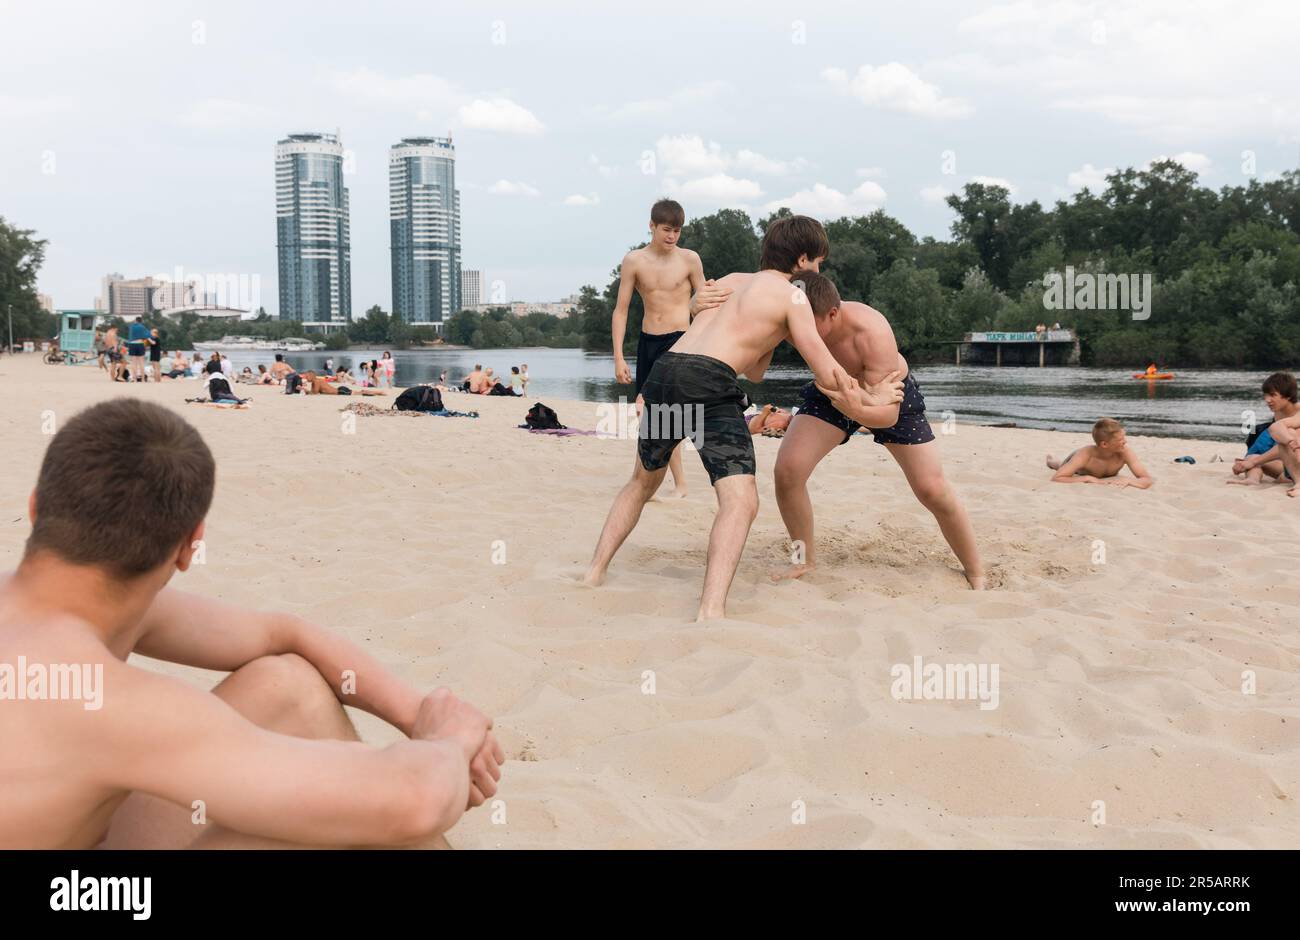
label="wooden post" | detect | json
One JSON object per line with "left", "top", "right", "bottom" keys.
{"left": 996, "top": 344, "right": 1002, "bottom": 367}
{"left": 1039, "top": 342, "right": 1045, "bottom": 367}
{"left": 955, "top": 344, "right": 961, "bottom": 366}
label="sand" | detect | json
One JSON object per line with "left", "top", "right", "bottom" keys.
{"left": 2, "top": 353, "right": 1297, "bottom": 848}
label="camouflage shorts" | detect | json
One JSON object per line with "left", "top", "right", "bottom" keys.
{"left": 637, "top": 352, "right": 755, "bottom": 485}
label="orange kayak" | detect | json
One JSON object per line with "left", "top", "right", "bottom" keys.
{"left": 1133, "top": 372, "right": 1175, "bottom": 380}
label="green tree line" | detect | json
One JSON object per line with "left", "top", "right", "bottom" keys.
{"left": 579, "top": 161, "right": 1300, "bottom": 368}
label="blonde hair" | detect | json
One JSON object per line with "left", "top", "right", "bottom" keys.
{"left": 1092, "top": 417, "right": 1124, "bottom": 445}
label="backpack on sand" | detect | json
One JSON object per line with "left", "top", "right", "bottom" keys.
{"left": 524, "top": 402, "right": 565, "bottom": 430}
{"left": 393, "top": 385, "right": 445, "bottom": 412}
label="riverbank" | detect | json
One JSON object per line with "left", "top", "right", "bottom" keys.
{"left": 3, "top": 353, "right": 1297, "bottom": 848}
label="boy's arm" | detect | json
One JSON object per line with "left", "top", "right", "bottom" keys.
{"left": 1121, "top": 449, "right": 1155, "bottom": 488}
{"left": 1051, "top": 449, "right": 1101, "bottom": 483}
{"left": 839, "top": 331, "right": 904, "bottom": 427}
{"left": 95, "top": 662, "right": 482, "bottom": 846}
{"left": 611, "top": 254, "right": 637, "bottom": 384}
{"left": 135, "top": 588, "right": 424, "bottom": 736}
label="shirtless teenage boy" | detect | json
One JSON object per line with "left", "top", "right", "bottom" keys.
{"left": 771, "top": 272, "right": 984, "bottom": 589}
{"left": 0, "top": 400, "right": 503, "bottom": 848}
{"left": 1046, "top": 417, "right": 1154, "bottom": 488}
{"left": 1229, "top": 372, "right": 1299, "bottom": 486}
{"left": 585, "top": 215, "right": 903, "bottom": 620}
{"left": 611, "top": 199, "right": 717, "bottom": 498}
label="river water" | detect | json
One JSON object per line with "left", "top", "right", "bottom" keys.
{"left": 211, "top": 346, "right": 1288, "bottom": 442}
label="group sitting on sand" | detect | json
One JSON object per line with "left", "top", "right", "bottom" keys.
{"left": 460, "top": 364, "right": 527, "bottom": 396}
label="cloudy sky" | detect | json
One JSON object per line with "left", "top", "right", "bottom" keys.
{"left": 3, "top": 0, "right": 1297, "bottom": 313}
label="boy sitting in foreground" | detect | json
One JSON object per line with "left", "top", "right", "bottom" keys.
{"left": 0, "top": 400, "right": 502, "bottom": 848}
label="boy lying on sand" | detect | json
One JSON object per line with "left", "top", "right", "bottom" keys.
{"left": 0, "top": 400, "right": 502, "bottom": 848}
{"left": 747, "top": 404, "right": 792, "bottom": 436}
{"left": 1046, "top": 417, "right": 1154, "bottom": 488}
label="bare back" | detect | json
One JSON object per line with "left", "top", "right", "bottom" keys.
{"left": 0, "top": 586, "right": 130, "bottom": 847}
{"left": 670, "top": 271, "right": 803, "bottom": 375}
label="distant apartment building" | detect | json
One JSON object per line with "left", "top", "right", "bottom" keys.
{"left": 95, "top": 274, "right": 214, "bottom": 318}
{"left": 460, "top": 268, "right": 483, "bottom": 309}
{"left": 37, "top": 293, "right": 54, "bottom": 313}
{"left": 390, "top": 137, "right": 461, "bottom": 328}
{"left": 275, "top": 132, "right": 351, "bottom": 328}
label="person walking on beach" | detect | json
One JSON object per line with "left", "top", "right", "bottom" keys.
{"left": 382, "top": 351, "right": 395, "bottom": 387}
{"left": 149, "top": 328, "right": 164, "bottom": 383}
{"left": 126, "top": 317, "right": 149, "bottom": 382}
{"left": 520, "top": 363, "right": 530, "bottom": 395}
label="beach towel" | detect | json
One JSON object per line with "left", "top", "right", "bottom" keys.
{"left": 523, "top": 427, "right": 599, "bottom": 437}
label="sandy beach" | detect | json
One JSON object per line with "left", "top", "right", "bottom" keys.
{"left": 2, "top": 353, "right": 1297, "bottom": 849}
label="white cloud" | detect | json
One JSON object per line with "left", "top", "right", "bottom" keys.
{"left": 563, "top": 193, "right": 600, "bottom": 206}
{"left": 920, "top": 185, "right": 953, "bottom": 206}
{"left": 330, "top": 68, "right": 542, "bottom": 134}
{"left": 823, "top": 63, "right": 972, "bottom": 119}
{"left": 654, "top": 135, "right": 804, "bottom": 178}
{"left": 605, "top": 81, "right": 728, "bottom": 120}
{"left": 458, "top": 98, "right": 544, "bottom": 135}
{"left": 970, "top": 175, "right": 1018, "bottom": 195}
{"left": 734, "top": 149, "right": 807, "bottom": 176}
{"left": 488, "top": 180, "right": 540, "bottom": 197}
{"left": 666, "top": 173, "right": 764, "bottom": 203}
{"left": 1067, "top": 162, "right": 1114, "bottom": 190}
{"left": 1147, "top": 151, "right": 1211, "bottom": 174}
{"left": 655, "top": 135, "right": 730, "bottom": 177}
{"left": 764, "top": 181, "right": 888, "bottom": 218}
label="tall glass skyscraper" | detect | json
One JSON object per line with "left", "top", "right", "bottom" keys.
{"left": 389, "top": 137, "right": 461, "bottom": 327}
{"left": 275, "top": 132, "right": 351, "bottom": 327}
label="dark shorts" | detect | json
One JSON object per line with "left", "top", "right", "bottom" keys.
{"left": 637, "top": 352, "right": 755, "bottom": 485}
{"left": 797, "top": 373, "right": 935, "bottom": 446}
{"left": 127, "top": 343, "right": 145, "bottom": 358}
{"left": 634, "top": 330, "right": 686, "bottom": 398}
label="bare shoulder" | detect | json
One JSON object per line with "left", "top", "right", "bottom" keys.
{"left": 716, "top": 271, "right": 755, "bottom": 289}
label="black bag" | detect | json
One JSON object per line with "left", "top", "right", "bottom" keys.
{"left": 284, "top": 373, "right": 303, "bottom": 395}
{"left": 393, "top": 385, "right": 445, "bottom": 412}
{"left": 524, "top": 402, "right": 565, "bottom": 430}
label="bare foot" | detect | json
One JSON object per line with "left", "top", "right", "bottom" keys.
{"left": 770, "top": 563, "right": 816, "bottom": 582}
{"left": 1045, "top": 454, "right": 1062, "bottom": 470}
{"left": 670, "top": 485, "right": 688, "bottom": 499}
{"left": 965, "top": 570, "right": 987, "bottom": 590}
{"left": 581, "top": 567, "right": 606, "bottom": 587}
{"left": 1226, "top": 476, "right": 1259, "bottom": 485}
{"left": 695, "top": 605, "right": 725, "bottom": 621}
{"left": 1289, "top": 486, "right": 1299, "bottom": 498}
